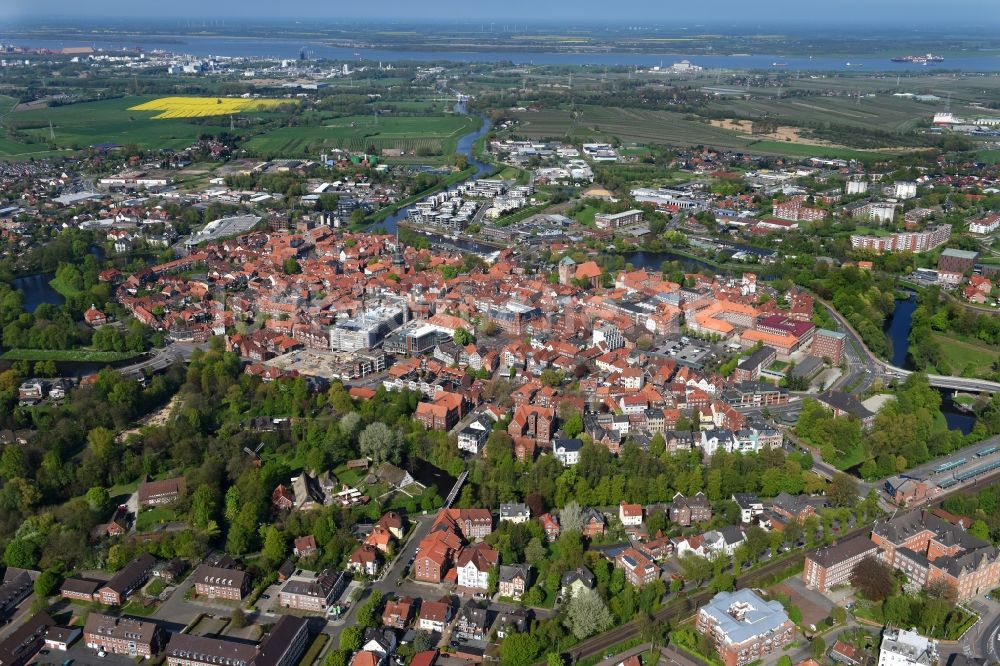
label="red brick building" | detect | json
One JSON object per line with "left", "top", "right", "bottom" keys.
{"left": 802, "top": 535, "right": 879, "bottom": 593}
{"left": 810, "top": 329, "right": 846, "bottom": 365}
{"left": 871, "top": 510, "right": 1000, "bottom": 600}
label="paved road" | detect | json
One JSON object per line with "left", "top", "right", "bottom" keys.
{"left": 117, "top": 341, "right": 202, "bottom": 379}
{"left": 151, "top": 572, "right": 230, "bottom": 633}
{"left": 819, "top": 297, "right": 1000, "bottom": 394}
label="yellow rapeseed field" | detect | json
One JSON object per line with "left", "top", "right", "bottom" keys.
{"left": 129, "top": 96, "right": 291, "bottom": 119}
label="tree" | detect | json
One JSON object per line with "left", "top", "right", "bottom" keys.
{"left": 357, "top": 590, "right": 384, "bottom": 628}
{"left": 488, "top": 566, "right": 499, "bottom": 596}
{"left": 850, "top": 556, "right": 894, "bottom": 601}
{"left": 85, "top": 486, "right": 111, "bottom": 514}
{"left": 324, "top": 651, "right": 350, "bottom": 666}
{"left": 359, "top": 422, "right": 402, "bottom": 466}
{"left": 884, "top": 595, "right": 912, "bottom": 626}
{"left": 559, "top": 501, "right": 584, "bottom": 533}
{"left": 563, "top": 589, "right": 614, "bottom": 639}
{"left": 500, "top": 633, "right": 541, "bottom": 666}
{"left": 189, "top": 485, "right": 217, "bottom": 530}
{"left": 340, "top": 626, "right": 363, "bottom": 652}
{"left": 969, "top": 520, "right": 990, "bottom": 542}
{"left": 230, "top": 608, "right": 247, "bottom": 629}
{"left": 811, "top": 635, "right": 826, "bottom": 660}
{"left": 283, "top": 258, "right": 301, "bottom": 274}
{"left": 261, "top": 526, "right": 287, "bottom": 564}
{"left": 33, "top": 569, "right": 59, "bottom": 599}
{"left": 546, "top": 654, "right": 563, "bottom": 666}
{"left": 525, "top": 538, "right": 547, "bottom": 564}
{"left": 828, "top": 472, "right": 859, "bottom": 508}
{"left": 3, "top": 538, "right": 37, "bottom": 569}
{"left": 678, "top": 553, "right": 713, "bottom": 586}
{"left": 453, "top": 328, "right": 473, "bottom": 346}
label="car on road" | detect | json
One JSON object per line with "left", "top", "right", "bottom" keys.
{"left": 261, "top": 594, "right": 270, "bottom": 599}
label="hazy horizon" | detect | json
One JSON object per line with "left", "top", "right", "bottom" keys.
{"left": 4, "top": 0, "right": 998, "bottom": 27}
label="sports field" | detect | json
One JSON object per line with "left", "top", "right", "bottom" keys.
{"left": 242, "top": 114, "right": 479, "bottom": 158}
{"left": 129, "top": 96, "right": 290, "bottom": 119}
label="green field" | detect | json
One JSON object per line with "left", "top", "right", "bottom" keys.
{"left": 0, "top": 96, "right": 239, "bottom": 156}
{"left": 931, "top": 333, "right": 1000, "bottom": 375}
{"left": 242, "top": 114, "right": 479, "bottom": 158}
{"left": 707, "top": 94, "right": 937, "bottom": 133}
{"left": 978, "top": 149, "right": 1000, "bottom": 164}
{"left": 1, "top": 349, "right": 140, "bottom": 362}
{"left": 510, "top": 105, "right": 886, "bottom": 160}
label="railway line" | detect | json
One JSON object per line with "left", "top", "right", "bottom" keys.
{"left": 556, "top": 466, "right": 1000, "bottom": 665}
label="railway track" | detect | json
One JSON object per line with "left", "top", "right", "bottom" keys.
{"left": 557, "top": 470, "right": 1000, "bottom": 665}
{"left": 558, "top": 522, "right": 873, "bottom": 664}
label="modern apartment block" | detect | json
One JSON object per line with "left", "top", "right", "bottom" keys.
{"left": 850, "top": 224, "right": 951, "bottom": 254}
{"left": 697, "top": 589, "right": 794, "bottom": 666}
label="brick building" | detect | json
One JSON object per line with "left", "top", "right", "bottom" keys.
{"left": 192, "top": 564, "right": 250, "bottom": 600}
{"left": 810, "top": 329, "right": 846, "bottom": 365}
{"left": 83, "top": 614, "right": 162, "bottom": 658}
{"left": 871, "top": 510, "right": 1000, "bottom": 600}
{"left": 277, "top": 570, "right": 349, "bottom": 613}
{"left": 937, "top": 248, "right": 978, "bottom": 274}
{"left": 97, "top": 554, "right": 156, "bottom": 606}
{"left": 669, "top": 492, "right": 713, "bottom": 527}
{"left": 802, "top": 535, "right": 880, "bottom": 593}
{"left": 615, "top": 547, "right": 659, "bottom": 587}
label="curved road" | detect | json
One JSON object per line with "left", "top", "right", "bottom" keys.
{"left": 817, "top": 299, "right": 1000, "bottom": 394}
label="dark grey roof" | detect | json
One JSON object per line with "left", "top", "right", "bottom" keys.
{"left": 560, "top": 566, "right": 595, "bottom": 588}
{"left": 253, "top": 616, "right": 309, "bottom": 666}
{"left": 817, "top": 390, "right": 874, "bottom": 419}
{"left": 737, "top": 346, "right": 776, "bottom": 371}
{"left": 732, "top": 493, "right": 761, "bottom": 509}
{"left": 808, "top": 535, "right": 879, "bottom": 568}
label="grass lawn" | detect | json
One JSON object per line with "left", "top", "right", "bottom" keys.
{"left": 977, "top": 149, "right": 1000, "bottom": 164}
{"left": 121, "top": 599, "right": 158, "bottom": 616}
{"left": 832, "top": 442, "right": 868, "bottom": 471}
{"left": 1, "top": 349, "right": 141, "bottom": 362}
{"left": 573, "top": 204, "right": 600, "bottom": 227}
{"left": 298, "top": 632, "right": 328, "bottom": 666}
{"left": 932, "top": 333, "right": 1000, "bottom": 375}
{"left": 136, "top": 506, "right": 180, "bottom": 532}
{"left": 332, "top": 464, "right": 366, "bottom": 488}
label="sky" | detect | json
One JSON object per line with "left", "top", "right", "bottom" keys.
{"left": 3, "top": 0, "right": 997, "bottom": 25}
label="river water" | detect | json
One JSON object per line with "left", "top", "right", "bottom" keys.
{"left": 885, "top": 293, "right": 917, "bottom": 369}
{"left": 12, "top": 273, "right": 64, "bottom": 312}
{"left": 883, "top": 294, "right": 975, "bottom": 434}
{"left": 378, "top": 104, "right": 492, "bottom": 235}
{"left": 5, "top": 33, "right": 1000, "bottom": 72}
